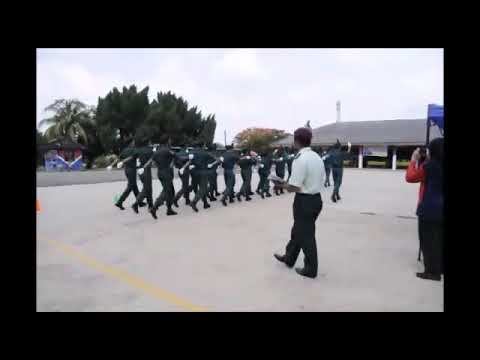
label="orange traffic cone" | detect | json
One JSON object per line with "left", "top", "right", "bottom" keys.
{"left": 36, "top": 200, "right": 40, "bottom": 212}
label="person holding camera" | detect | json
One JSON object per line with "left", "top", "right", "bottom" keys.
{"left": 406, "top": 138, "right": 444, "bottom": 281}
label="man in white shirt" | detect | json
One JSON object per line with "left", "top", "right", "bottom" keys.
{"left": 273, "top": 127, "right": 325, "bottom": 279}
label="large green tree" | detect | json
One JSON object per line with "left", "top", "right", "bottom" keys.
{"left": 96, "top": 85, "right": 150, "bottom": 153}
{"left": 39, "top": 99, "right": 95, "bottom": 144}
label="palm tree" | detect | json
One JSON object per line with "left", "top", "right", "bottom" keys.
{"left": 39, "top": 99, "right": 95, "bottom": 145}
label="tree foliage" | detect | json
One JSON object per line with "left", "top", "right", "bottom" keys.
{"left": 234, "top": 127, "right": 288, "bottom": 153}
{"left": 39, "top": 99, "right": 95, "bottom": 145}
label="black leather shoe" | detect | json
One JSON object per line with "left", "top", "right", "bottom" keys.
{"left": 191, "top": 203, "right": 199, "bottom": 213}
{"left": 256, "top": 190, "right": 261, "bottom": 195}
{"left": 166, "top": 209, "right": 177, "bottom": 216}
{"left": 266, "top": 192, "right": 272, "bottom": 197}
{"left": 115, "top": 203, "right": 125, "bottom": 210}
{"left": 210, "top": 196, "right": 217, "bottom": 201}
{"left": 274, "top": 254, "right": 294, "bottom": 268}
{"left": 203, "top": 203, "right": 211, "bottom": 209}
{"left": 416, "top": 272, "right": 441, "bottom": 281}
{"left": 331, "top": 194, "right": 337, "bottom": 203}
{"left": 260, "top": 192, "right": 265, "bottom": 199}
{"left": 149, "top": 207, "right": 158, "bottom": 219}
{"left": 295, "top": 268, "right": 316, "bottom": 278}
{"left": 173, "top": 200, "right": 179, "bottom": 208}
{"left": 221, "top": 198, "right": 227, "bottom": 206}
{"left": 138, "top": 202, "right": 147, "bottom": 207}
{"left": 237, "top": 195, "right": 242, "bottom": 202}
{"left": 185, "top": 199, "right": 191, "bottom": 205}
{"left": 131, "top": 203, "right": 139, "bottom": 214}
{"left": 246, "top": 197, "right": 252, "bottom": 201}
{"left": 229, "top": 198, "right": 235, "bottom": 204}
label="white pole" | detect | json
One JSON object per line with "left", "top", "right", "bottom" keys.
{"left": 392, "top": 147, "right": 397, "bottom": 171}
{"left": 358, "top": 146, "right": 363, "bottom": 169}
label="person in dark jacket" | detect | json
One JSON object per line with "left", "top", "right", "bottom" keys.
{"left": 256, "top": 150, "right": 273, "bottom": 198}
{"left": 272, "top": 147, "right": 287, "bottom": 195}
{"left": 220, "top": 145, "right": 239, "bottom": 206}
{"left": 131, "top": 135, "right": 154, "bottom": 213}
{"left": 406, "top": 138, "right": 444, "bottom": 281}
{"left": 237, "top": 149, "right": 255, "bottom": 202}
{"left": 189, "top": 146, "right": 211, "bottom": 212}
{"left": 329, "top": 139, "right": 351, "bottom": 202}
{"left": 322, "top": 147, "right": 332, "bottom": 187}
{"left": 286, "top": 147, "right": 295, "bottom": 182}
{"left": 173, "top": 146, "right": 193, "bottom": 205}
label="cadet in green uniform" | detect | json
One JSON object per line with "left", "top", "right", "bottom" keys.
{"left": 220, "top": 145, "right": 239, "bottom": 206}
{"left": 189, "top": 147, "right": 211, "bottom": 212}
{"left": 273, "top": 147, "right": 287, "bottom": 195}
{"left": 206, "top": 148, "right": 220, "bottom": 201}
{"left": 286, "top": 147, "right": 295, "bottom": 182}
{"left": 257, "top": 151, "right": 273, "bottom": 198}
{"left": 329, "top": 139, "right": 351, "bottom": 202}
{"left": 173, "top": 146, "right": 193, "bottom": 205}
{"left": 322, "top": 148, "right": 332, "bottom": 187}
{"left": 113, "top": 140, "right": 145, "bottom": 210}
{"left": 149, "top": 145, "right": 178, "bottom": 219}
{"left": 131, "top": 138, "right": 154, "bottom": 213}
{"left": 237, "top": 149, "right": 255, "bottom": 202}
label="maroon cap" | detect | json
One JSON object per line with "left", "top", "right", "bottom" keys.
{"left": 294, "top": 127, "right": 312, "bottom": 146}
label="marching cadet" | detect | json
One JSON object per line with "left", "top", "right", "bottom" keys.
{"left": 286, "top": 147, "right": 295, "bottom": 182}
{"left": 322, "top": 147, "right": 332, "bottom": 187}
{"left": 189, "top": 145, "right": 211, "bottom": 212}
{"left": 131, "top": 133, "right": 154, "bottom": 213}
{"left": 110, "top": 138, "right": 146, "bottom": 210}
{"left": 220, "top": 145, "right": 240, "bottom": 206}
{"left": 148, "top": 144, "right": 178, "bottom": 219}
{"left": 173, "top": 145, "right": 193, "bottom": 206}
{"left": 237, "top": 149, "right": 255, "bottom": 202}
{"left": 272, "top": 147, "right": 287, "bottom": 195}
{"left": 207, "top": 147, "right": 221, "bottom": 199}
{"left": 256, "top": 150, "right": 273, "bottom": 198}
{"left": 329, "top": 139, "right": 352, "bottom": 202}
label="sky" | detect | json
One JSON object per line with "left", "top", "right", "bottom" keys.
{"left": 37, "top": 48, "right": 443, "bottom": 144}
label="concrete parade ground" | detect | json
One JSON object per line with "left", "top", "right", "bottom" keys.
{"left": 36, "top": 168, "right": 443, "bottom": 312}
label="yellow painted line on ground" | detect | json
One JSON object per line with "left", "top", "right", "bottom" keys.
{"left": 46, "top": 239, "right": 208, "bottom": 312}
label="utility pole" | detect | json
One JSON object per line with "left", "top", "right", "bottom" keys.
{"left": 224, "top": 130, "right": 227, "bottom": 147}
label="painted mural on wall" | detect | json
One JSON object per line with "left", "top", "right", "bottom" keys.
{"left": 44, "top": 149, "right": 84, "bottom": 171}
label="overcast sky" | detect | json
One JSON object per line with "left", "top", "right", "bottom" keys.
{"left": 37, "top": 48, "right": 443, "bottom": 144}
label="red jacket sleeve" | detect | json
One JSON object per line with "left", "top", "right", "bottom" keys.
{"left": 406, "top": 160, "right": 425, "bottom": 183}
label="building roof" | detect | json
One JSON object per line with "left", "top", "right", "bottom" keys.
{"left": 273, "top": 119, "right": 443, "bottom": 147}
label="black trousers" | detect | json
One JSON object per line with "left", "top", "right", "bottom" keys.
{"left": 257, "top": 172, "right": 270, "bottom": 193}
{"left": 284, "top": 193, "right": 323, "bottom": 276}
{"left": 287, "top": 163, "right": 293, "bottom": 181}
{"left": 153, "top": 169, "right": 175, "bottom": 210}
{"left": 117, "top": 167, "right": 139, "bottom": 204}
{"left": 135, "top": 169, "right": 153, "bottom": 208}
{"left": 192, "top": 170, "right": 209, "bottom": 205}
{"left": 324, "top": 167, "right": 331, "bottom": 185}
{"left": 207, "top": 170, "right": 218, "bottom": 197}
{"left": 418, "top": 218, "right": 444, "bottom": 275}
{"left": 175, "top": 170, "right": 191, "bottom": 202}
{"left": 222, "top": 169, "right": 236, "bottom": 200}
{"left": 239, "top": 168, "right": 252, "bottom": 197}
{"left": 332, "top": 167, "right": 343, "bottom": 196}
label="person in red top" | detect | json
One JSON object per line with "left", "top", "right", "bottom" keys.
{"left": 406, "top": 139, "right": 444, "bottom": 281}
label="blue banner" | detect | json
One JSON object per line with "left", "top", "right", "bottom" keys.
{"left": 428, "top": 104, "right": 444, "bottom": 130}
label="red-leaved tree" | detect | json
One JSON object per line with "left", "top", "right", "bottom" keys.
{"left": 234, "top": 127, "right": 289, "bottom": 153}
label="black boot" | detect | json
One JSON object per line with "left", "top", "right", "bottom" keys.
{"left": 203, "top": 202, "right": 211, "bottom": 209}
{"left": 331, "top": 194, "right": 337, "bottom": 203}
{"left": 260, "top": 192, "right": 265, "bottom": 199}
{"left": 149, "top": 207, "right": 158, "bottom": 219}
{"left": 237, "top": 194, "right": 242, "bottom": 202}
{"left": 131, "top": 203, "right": 139, "bottom": 213}
{"left": 336, "top": 193, "right": 341, "bottom": 200}
{"left": 246, "top": 196, "right": 252, "bottom": 201}
{"left": 190, "top": 202, "right": 199, "bottom": 212}
{"left": 221, "top": 197, "right": 227, "bottom": 206}
{"left": 138, "top": 202, "right": 147, "bottom": 207}
{"left": 416, "top": 272, "right": 441, "bottom": 281}
{"left": 173, "top": 199, "right": 179, "bottom": 208}
{"left": 185, "top": 198, "right": 191, "bottom": 205}
{"left": 266, "top": 192, "right": 272, "bottom": 197}
{"left": 115, "top": 202, "right": 125, "bottom": 210}
{"left": 229, "top": 197, "right": 235, "bottom": 204}
{"left": 166, "top": 207, "right": 177, "bottom": 216}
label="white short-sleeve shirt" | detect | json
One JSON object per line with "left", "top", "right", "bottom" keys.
{"left": 288, "top": 147, "right": 325, "bottom": 194}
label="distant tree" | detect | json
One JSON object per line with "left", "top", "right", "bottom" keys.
{"left": 234, "top": 127, "right": 288, "bottom": 153}
{"left": 39, "top": 99, "right": 95, "bottom": 144}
